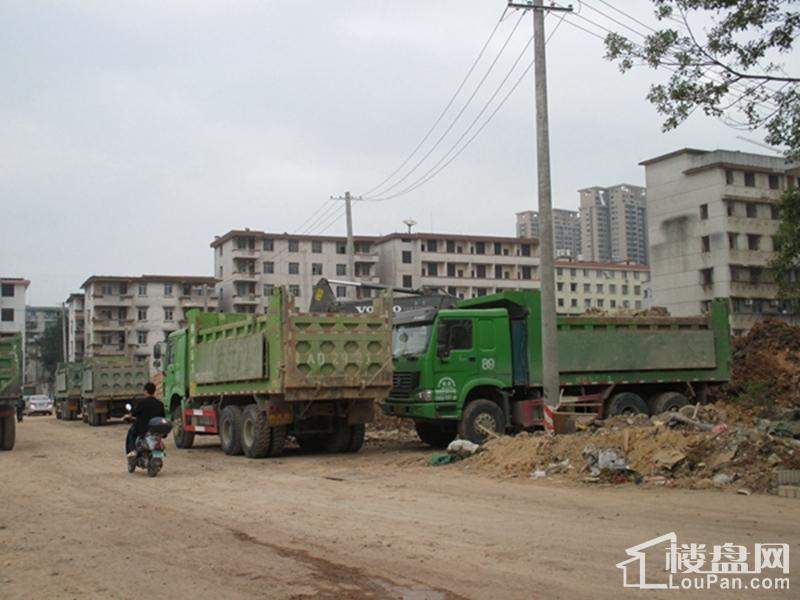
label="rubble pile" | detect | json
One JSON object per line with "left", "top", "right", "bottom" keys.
{"left": 459, "top": 403, "right": 800, "bottom": 494}
{"left": 721, "top": 318, "right": 800, "bottom": 408}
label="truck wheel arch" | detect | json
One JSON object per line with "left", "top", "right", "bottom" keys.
{"left": 461, "top": 381, "right": 506, "bottom": 408}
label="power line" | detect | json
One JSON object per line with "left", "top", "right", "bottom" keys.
{"left": 361, "top": 6, "right": 511, "bottom": 197}
{"left": 363, "top": 9, "right": 527, "bottom": 199}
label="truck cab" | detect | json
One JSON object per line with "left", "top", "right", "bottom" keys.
{"left": 387, "top": 306, "right": 514, "bottom": 446}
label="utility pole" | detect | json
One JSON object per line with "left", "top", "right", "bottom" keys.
{"left": 61, "top": 303, "right": 68, "bottom": 363}
{"left": 332, "top": 191, "right": 362, "bottom": 299}
{"left": 509, "top": 0, "right": 572, "bottom": 435}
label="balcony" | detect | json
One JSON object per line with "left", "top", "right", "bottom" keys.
{"left": 232, "top": 294, "right": 260, "bottom": 305}
{"left": 90, "top": 294, "right": 130, "bottom": 307}
{"left": 232, "top": 246, "right": 258, "bottom": 256}
{"left": 232, "top": 270, "right": 258, "bottom": 282}
{"left": 91, "top": 317, "right": 127, "bottom": 331}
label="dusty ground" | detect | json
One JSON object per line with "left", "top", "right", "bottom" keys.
{"left": 1, "top": 417, "right": 798, "bottom": 600}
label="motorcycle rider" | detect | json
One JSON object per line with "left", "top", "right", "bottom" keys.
{"left": 125, "top": 382, "right": 165, "bottom": 459}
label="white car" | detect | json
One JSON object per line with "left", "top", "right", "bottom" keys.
{"left": 25, "top": 394, "right": 54, "bottom": 416}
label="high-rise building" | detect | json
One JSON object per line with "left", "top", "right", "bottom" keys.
{"left": 515, "top": 209, "right": 582, "bottom": 259}
{"left": 0, "top": 278, "right": 29, "bottom": 340}
{"left": 579, "top": 184, "right": 648, "bottom": 264}
{"left": 642, "top": 147, "right": 799, "bottom": 334}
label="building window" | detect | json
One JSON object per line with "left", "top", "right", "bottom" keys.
{"left": 746, "top": 203, "right": 758, "bottom": 218}
{"left": 336, "top": 286, "right": 347, "bottom": 298}
{"left": 633, "top": 272, "right": 640, "bottom": 280}
{"left": 521, "top": 266, "right": 532, "bottom": 280}
{"left": 744, "top": 172, "right": 756, "bottom": 187}
{"left": 120, "top": 283, "right": 128, "bottom": 296}
{"left": 701, "top": 235, "right": 710, "bottom": 253}
{"left": 622, "top": 285, "right": 629, "bottom": 294}
{"left": 583, "top": 269, "right": 590, "bottom": 277}
{"left": 570, "top": 298, "right": 577, "bottom": 308}
{"left": 635, "top": 300, "right": 642, "bottom": 309}
{"left": 584, "top": 298, "right": 591, "bottom": 308}
{"left": 556, "top": 268, "right": 563, "bottom": 277}
{"left": 102, "top": 282, "right": 114, "bottom": 295}
{"left": 312, "top": 263, "right": 323, "bottom": 276}
{"left": 570, "top": 268, "right": 576, "bottom": 277}
{"left": 336, "top": 242, "right": 346, "bottom": 254}
{"left": 597, "top": 299, "right": 604, "bottom": 308}
{"left": 728, "top": 232, "right": 738, "bottom": 249}
{"left": 446, "top": 240, "right": 455, "bottom": 253}
{"left": 520, "top": 244, "right": 531, "bottom": 257}
{"left": 288, "top": 239, "right": 299, "bottom": 252}
{"left": 726, "top": 201, "right": 735, "bottom": 217}
{"left": 164, "top": 283, "right": 173, "bottom": 297}
{"left": 634, "top": 285, "right": 641, "bottom": 295}
{"left": 263, "top": 284, "right": 274, "bottom": 296}
{"left": 771, "top": 205, "right": 780, "bottom": 220}
{"left": 475, "top": 242, "right": 485, "bottom": 255}
{"left": 263, "top": 261, "right": 274, "bottom": 274}
{"left": 182, "top": 284, "right": 192, "bottom": 297}
{"left": 609, "top": 284, "right": 617, "bottom": 294}
{"left": 1, "top": 284, "right": 13, "bottom": 297}
{"left": 288, "top": 262, "right": 299, "bottom": 275}
{"left": 428, "top": 240, "right": 438, "bottom": 252}
{"left": 1, "top": 308, "right": 13, "bottom": 322}
{"left": 725, "top": 170, "right": 734, "bottom": 185}
{"left": 570, "top": 283, "right": 577, "bottom": 292}
{"left": 447, "top": 263, "right": 456, "bottom": 277}
{"left": 700, "top": 268, "right": 713, "bottom": 286}
{"left": 700, "top": 204, "right": 709, "bottom": 220}
{"left": 557, "top": 282, "right": 564, "bottom": 292}
{"left": 164, "top": 308, "right": 174, "bottom": 321}
{"left": 137, "top": 331, "right": 147, "bottom": 345}
{"left": 583, "top": 284, "right": 591, "bottom": 293}
{"left": 289, "top": 285, "right": 301, "bottom": 297}
{"left": 769, "top": 174, "right": 780, "bottom": 190}
{"left": 101, "top": 332, "right": 113, "bottom": 345}
{"left": 747, "top": 234, "right": 761, "bottom": 251}
{"left": 494, "top": 265, "right": 502, "bottom": 279}
{"left": 402, "top": 251, "right": 412, "bottom": 264}
{"left": 494, "top": 242, "right": 501, "bottom": 255}
{"left": 596, "top": 284, "right": 604, "bottom": 293}
{"left": 427, "top": 263, "right": 439, "bottom": 277}
{"left": 336, "top": 264, "right": 346, "bottom": 276}
{"left": 558, "top": 298, "right": 564, "bottom": 307}
{"left": 402, "top": 275, "right": 413, "bottom": 288}
{"left": 263, "top": 239, "right": 274, "bottom": 251}
{"left": 312, "top": 240, "right": 323, "bottom": 253}
{"left": 610, "top": 299, "right": 616, "bottom": 308}
{"left": 137, "top": 308, "right": 147, "bottom": 321}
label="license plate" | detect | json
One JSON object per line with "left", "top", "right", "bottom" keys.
{"left": 152, "top": 451, "right": 164, "bottom": 458}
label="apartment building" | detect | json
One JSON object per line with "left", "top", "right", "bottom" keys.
{"left": 212, "top": 229, "right": 541, "bottom": 311}
{"left": 212, "top": 230, "right": 381, "bottom": 312}
{"left": 24, "top": 306, "right": 61, "bottom": 386}
{"left": 642, "top": 148, "right": 799, "bottom": 334}
{"left": 555, "top": 260, "right": 650, "bottom": 315}
{"left": 0, "top": 277, "right": 29, "bottom": 340}
{"left": 77, "top": 274, "right": 218, "bottom": 368}
{"left": 515, "top": 208, "right": 582, "bottom": 259}
{"left": 65, "top": 293, "right": 85, "bottom": 362}
{"left": 375, "top": 233, "right": 540, "bottom": 299}
{"left": 579, "top": 184, "right": 648, "bottom": 264}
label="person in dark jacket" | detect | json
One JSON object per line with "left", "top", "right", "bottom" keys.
{"left": 16, "top": 397, "right": 24, "bottom": 423}
{"left": 125, "top": 382, "right": 165, "bottom": 457}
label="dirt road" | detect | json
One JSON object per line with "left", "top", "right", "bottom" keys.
{"left": 1, "top": 418, "right": 798, "bottom": 599}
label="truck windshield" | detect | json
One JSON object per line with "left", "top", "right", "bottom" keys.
{"left": 392, "top": 324, "right": 433, "bottom": 358}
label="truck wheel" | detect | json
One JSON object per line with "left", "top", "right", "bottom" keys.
{"left": 414, "top": 421, "right": 457, "bottom": 449}
{"left": 1, "top": 415, "right": 15, "bottom": 451}
{"left": 172, "top": 408, "right": 195, "bottom": 449}
{"left": 324, "top": 420, "right": 351, "bottom": 453}
{"left": 241, "top": 405, "right": 271, "bottom": 459}
{"left": 459, "top": 400, "right": 505, "bottom": 444}
{"left": 86, "top": 404, "right": 98, "bottom": 426}
{"left": 220, "top": 405, "right": 244, "bottom": 455}
{"left": 345, "top": 424, "right": 366, "bottom": 453}
{"left": 81, "top": 406, "right": 88, "bottom": 423}
{"left": 608, "top": 392, "right": 648, "bottom": 417}
{"left": 649, "top": 391, "right": 689, "bottom": 415}
{"left": 268, "top": 425, "right": 287, "bottom": 457}
{"left": 98, "top": 411, "right": 108, "bottom": 426}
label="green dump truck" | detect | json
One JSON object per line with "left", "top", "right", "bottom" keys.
{"left": 160, "top": 287, "right": 393, "bottom": 458}
{"left": 0, "top": 334, "right": 23, "bottom": 450}
{"left": 80, "top": 357, "right": 150, "bottom": 426}
{"left": 55, "top": 362, "right": 83, "bottom": 420}
{"left": 383, "top": 290, "right": 731, "bottom": 446}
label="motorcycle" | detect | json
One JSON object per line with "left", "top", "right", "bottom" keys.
{"left": 125, "top": 403, "right": 172, "bottom": 477}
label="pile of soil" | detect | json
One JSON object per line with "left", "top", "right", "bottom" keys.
{"left": 719, "top": 318, "right": 800, "bottom": 409}
{"left": 459, "top": 403, "right": 800, "bottom": 494}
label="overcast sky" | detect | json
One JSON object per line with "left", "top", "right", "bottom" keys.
{"left": 2, "top": 1, "right": 795, "bottom": 305}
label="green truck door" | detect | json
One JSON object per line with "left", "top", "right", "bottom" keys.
{"left": 432, "top": 318, "right": 476, "bottom": 403}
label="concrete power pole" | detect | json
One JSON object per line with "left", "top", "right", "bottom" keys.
{"left": 509, "top": 0, "right": 572, "bottom": 434}
{"left": 332, "top": 191, "right": 362, "bottom": 299}
{"left": 61, "top": 303, "right": 68, "bottom": 363}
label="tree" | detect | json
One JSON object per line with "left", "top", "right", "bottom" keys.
{"left": 39, "top": 316, "right": 64, "bottom": 380}
{"left": 604, "top": 0, "right": 800, "bottom": 159}
{"left": 770, "top": 186, "right": 800, "bottom": 304}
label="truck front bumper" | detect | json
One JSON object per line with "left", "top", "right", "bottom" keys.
{"left": 381, "top": 400, "right": 458, "bottom": 420}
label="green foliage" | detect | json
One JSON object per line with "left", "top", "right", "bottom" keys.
{"left": 605, "top": 0, "right": 800, "bottom": 159}
{"left": 769, "top": 186, "right": 800, "bottom": 303}
{"left": 733, "top": 379, "right": 770, "bottom": 407}
{"left": 39, "top": 316, "right": 64, "bottom": 380}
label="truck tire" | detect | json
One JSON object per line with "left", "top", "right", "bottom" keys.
{"left": 98, "top": 411, "right": 108, "bottom": 426}
{"left": 459, "top": 399, "right": 505, "bottom": 444}
{"left": 86, "top": 403, "right": 100, "bottom": 427}
{"left": 241, "top": 404, "right": 271, "bottom": 459}
{"left": 414, "top": 420, "right": 457, "bottom": 449}
{"left": 81, "top": 404, "right": 88, "bottom": 423}
{"left": 1, "top": 415, "right": 15, "bottom": 451}
{"left": 172, "top": 407, "right": 195, "bottom": 449}
{"left": 649, "top": 391, "right": 689, "bottom": 415}
{"left": 268, "top": 425, "right": 288, "bottom": 457}
{"left": 345, "top": 424, "right": 366, "bottom": 453}
{"left": 608, "top": 392, "right": 648, "bottom": 417}
{"left": 220, "top": 405, "right": 244, "bottom": 455}
{"left": 325, "top": 420, "right": 351, "bottom": 453}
